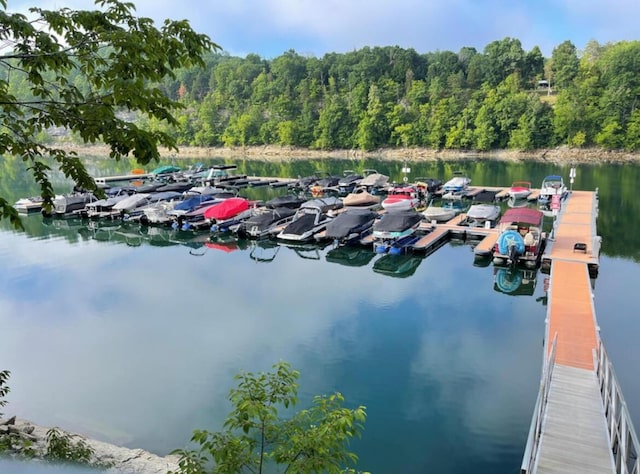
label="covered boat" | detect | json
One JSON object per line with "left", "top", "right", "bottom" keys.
{"left": 422, "top": 204, "right": 456, "bottom": 223}
{"left": 324, "top": 208, "right": 378, "bottom": 243}
{"left": 492, "top": 208, "right": 545, "bottom": 268}
{"left": 359, "top": 170, "right": 389, "bottom": 190}
{"left": 442, "top": 175, "right": 471, "bottom": 193}
{"left": 372, "top": 209, "right": 423, "bottom": 254}
{"left": 277, "top": 197, "right": 343, "bottom": 242}
{"left": 236, "top": 207, "right": 297, "bottom": 239}
{"left": 462, "top": 204, "right": 501, "bottom": 228}
{"left": 342, "top": 188, "right": 381, "bottom": 208}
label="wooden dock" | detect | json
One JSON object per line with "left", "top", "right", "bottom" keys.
{"left": 524, "top": 189, "right": 614, "bottom": 473}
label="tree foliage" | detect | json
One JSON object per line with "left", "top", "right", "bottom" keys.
{"left": 0, "top": 0, "right": 216, "bottom": 226}
{"left": 171, "top": 362, "right": 367, "bottom": 474}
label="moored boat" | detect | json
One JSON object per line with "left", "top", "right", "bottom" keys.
{"left": 509, "top": 181, "right": 532, "bottom": 200}
{"left": 277, "top": 197, "right": 343, "bottom": 242}
{"left": 462, "top": 204, "right": 501, "bottom": 228}
{"left": 324, "top": 208, "right": 378, "bottom": 244}
{"left": 372, "top": 209, "right": 423, "bottom": 254}
{"left": 492, "top": 208, "right": 545, "bottom": 268}
{"left": 537, "top": 175, "right": 567, "bottom": 204}
{"left": 381, "top": 185, "right": 425, "bottom": 211}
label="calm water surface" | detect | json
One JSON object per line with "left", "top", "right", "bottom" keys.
{"left": 1, "top": 156, "right": 639, "bottom": 473}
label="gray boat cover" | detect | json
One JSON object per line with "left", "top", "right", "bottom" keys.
{"left": 325, "top": 209, "right": 378, "bottom": 239}
{"left": 241, "top": 208, "right": 296, "bottom": 231}
{"left": 374, "top": 210, "right": 422, "bottom": 232}
{"left": 281, "top": 213, "right": 317, "bottom": 235}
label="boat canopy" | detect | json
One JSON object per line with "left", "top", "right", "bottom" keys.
{"left": 499, "top": 208, "right": 544, "bottom": 226}
{"left": 543, "top": 175, "right": 563, "bottom": 182}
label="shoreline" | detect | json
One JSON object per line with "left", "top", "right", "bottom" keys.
{"left": 55, "top": 143, "right": 640, "bottom": 164}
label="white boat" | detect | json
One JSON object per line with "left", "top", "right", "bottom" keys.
{"left": 537, "top": 175, "right": 567, "bottom": 204}
{"left": 442, "top": 175, "right": 471, "bottom": 193}
{"left": 463, "top": 204, "right": 501, "bottom": 228}
{"left": 422, "top": 205, "right": 456, "bottom": 223}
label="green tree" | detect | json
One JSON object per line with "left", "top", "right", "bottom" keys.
{"left": 171, "top": 362, "right": 367, "bottom": 474}
{"left": 550, "top": 41, "right": 579, "bottom": 90}
{"left": 0, "top": 0, "right": 215, "bottom": 227}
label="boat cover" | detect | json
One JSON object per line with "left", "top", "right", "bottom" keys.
{"left": 325, "top": 209, "right": 377, "bottom": 239}
{"left": 204, "top": 197, "right": 250, "bottom": 220}
{"left": 173, "top": 195, "right": 216, "bottom": 212}
{"left": 300, "top": 196, "right": 343, "bottom": 212}
{"left": 374, "top": 210, "right": 422, "bottom": 232}
{"left": 359, "top": 173, "right": 389, "bottom": 188}
{"left": 242, "top": 208, "right": 296, "bottom": 231}
{"left": 266, "top": 195, "right": 305, "bottom": 209}
{"left": 343, "top": 190, "right": 380, "bottom": 207}
{"left": 281, "top": 213, "right": 317, "bottom": 235}
{"left": 467, "top": 204, "right": 500, "bottom": 220}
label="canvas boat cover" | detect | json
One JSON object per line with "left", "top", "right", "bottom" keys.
{"left": 359, "top": 173, "right": 389, "bottom": 188}
{"left": 325, "top": 209, "right": 378, "bottom": 239}
{"left": 281, "top": 213, "right": 317, "bottom": 235}
{"left": 204, "top": 197, "right": 250, "bottom": 220}
{"left": 172, "top": 195, "right": 216, "bottom": 213}
{"left": 467, "top": 204, "right": 500, "bottom": 220}
{"left": 300, "top": 196, "right": 343, "bottom": 212}
{"left": 242, "top": 208, "right": 296, "bottom": 231}
{"left": 343, "top": 190, "right": 380, "bottom": 207}
{"left": 266, "top": 195, "right": 305, "bottom": 209}
{"left": 374, "top": 210, "right": 422, "bottom": 232}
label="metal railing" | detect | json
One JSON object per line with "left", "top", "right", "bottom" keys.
{"left": 520, "top": 334, "right": 558, "bottom": 474}
{"left": 595, "top": 340, "right": 640, "bottom": 474}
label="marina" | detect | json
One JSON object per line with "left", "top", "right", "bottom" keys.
{"left": 1, "top": 157, "right": 639, "bottom": 473}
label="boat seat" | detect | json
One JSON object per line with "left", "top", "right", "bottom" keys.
{"left": 573, "top": 242, "right": 587, "bottom": 253}
{"left": 523, "top": 232, "right": 535, "bottom": 246}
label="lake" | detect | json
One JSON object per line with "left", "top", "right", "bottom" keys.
{"left": 1, "top": 156, "right": 639, "bottom": 473}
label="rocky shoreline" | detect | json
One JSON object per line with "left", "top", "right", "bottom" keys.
{"left": 1, "top": 417, "right": 179, "bottom": 473}
{"left": 56, "top": 143, "right": 640, "bottom": 164}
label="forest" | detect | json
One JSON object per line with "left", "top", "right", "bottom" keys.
{"left": 5, "top": 37, "right": 640, "bottom": 154}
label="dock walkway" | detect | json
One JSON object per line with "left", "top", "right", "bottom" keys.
{"left": 523, "top": 190, "right": 615, "bottom": 473}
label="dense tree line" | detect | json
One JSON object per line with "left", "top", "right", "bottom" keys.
{"left": 4, "top": 36, "right": 640, "bottom": 154}
{"left": 127, "top": 38, "right": 640, "bottom": 153}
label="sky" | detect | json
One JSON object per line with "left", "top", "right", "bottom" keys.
{"left": 7, "top": 0, "right": 640, "bottom": 59}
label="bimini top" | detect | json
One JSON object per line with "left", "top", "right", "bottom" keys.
{"left": 499, "top": 208, "right": 544, "bottom": 226}
{"left": 543, "top": 175, "right": 563, "bottom": 182}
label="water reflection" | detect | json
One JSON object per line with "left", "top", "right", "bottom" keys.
{"left": 2, "top": 157, "right": 640, "bottom": 473}
{"left": 493, "top": 267, "right": 538, "bottom": 296}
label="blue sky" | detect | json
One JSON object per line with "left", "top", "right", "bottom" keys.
{"left": 8, "top": 0, "right": 640, "bottom": 59}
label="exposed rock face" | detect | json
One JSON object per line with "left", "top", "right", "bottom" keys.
{"left": 1, "top": 418, "right": 180, "bottom": 474}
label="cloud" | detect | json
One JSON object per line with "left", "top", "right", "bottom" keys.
{"left": 7, "top": 0, "right": 640, "bottom": 59}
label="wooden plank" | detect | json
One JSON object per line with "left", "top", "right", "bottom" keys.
{"left": 412, "top": 227, "right": 449, "bottom": 251}
{"left": 474, "top": 232, "right": 498, "bottom": 256}
{"left": 535, "top": 365, "right": 615, "bottom": 474}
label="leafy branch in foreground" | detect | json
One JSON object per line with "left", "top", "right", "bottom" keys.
{"left": 171, "top": 361, "right": 368, "bottom": 474}
{"left": 0, "top": 0, "right": 218, "bottom": 226}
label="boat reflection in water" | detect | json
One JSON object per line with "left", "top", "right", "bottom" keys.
{"left": 493, "top": 267, "right": 538, "bottom": 296}
{"left": 325, "top": 245, "right": 376, "bottom": 268}
{"left": 372, "top": 253, "right": 424, "bottom": 278}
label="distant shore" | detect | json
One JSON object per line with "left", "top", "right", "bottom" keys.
{"left": 57, "top": 143, "right": 640, "bottom": 164}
